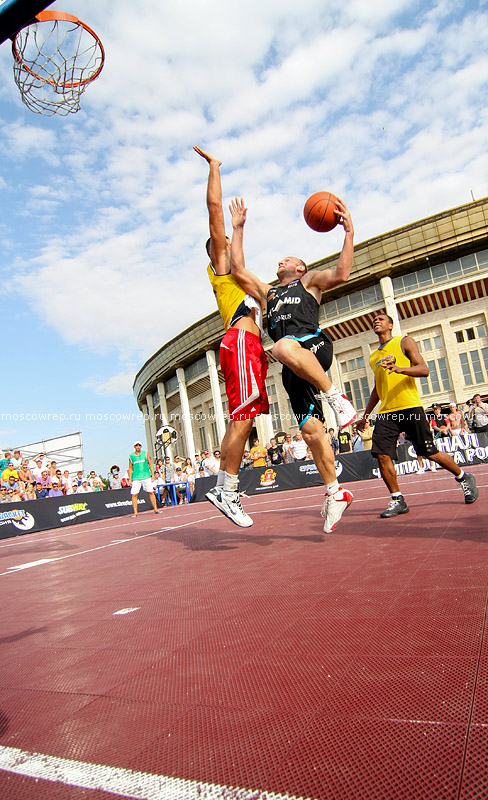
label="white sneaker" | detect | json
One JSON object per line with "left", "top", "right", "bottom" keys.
{"left": 417, "top": 467, "right": 425, "bottom": 474}
{"left": 316, "top": 391, "right": 356, "bottom": 430}
{"left": 205, "top": 488, "right": 253, "bottom": 527}
{"left": 321, "top": 487, "right": 353, "bottom": 533}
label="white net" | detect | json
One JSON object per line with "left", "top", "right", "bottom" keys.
{"left": 12, "top": 14, "right": 104, "bottom": 116}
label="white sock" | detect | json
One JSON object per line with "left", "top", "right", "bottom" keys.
{"left": 391, "top": 491, "right": 402, "bottom": 498}
{"left": 323, "top": 384, "right": 339, "bottom": 398}
{"left": 216, "top": 469, "right": 225, "bottom": 487}
{"left": 455, "top": 470, "right": 465, "bottom": 482}
{"left": 223, "top": 472, "right": 239, "bottom": 493}
{"left": 326, "top": 479, "right": 339, "bottom": 495}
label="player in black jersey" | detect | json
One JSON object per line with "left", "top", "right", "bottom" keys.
{"left": 229, "top": 196, "right": 356, "bottom": 534}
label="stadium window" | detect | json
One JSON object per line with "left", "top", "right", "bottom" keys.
{"left": 433, "top": 335, "right": 443, "bottom": 349}
{"left": 459, "top": 353, "right": 473, "bottom": 385}
{"left": 466, "top": 328, "right": 476, "bottom": 341}
{"left": 199, "top": 427, "right": 207, "bottom": 451}
{"left": 437, "top": 357, "right": 451, "bottom": 391}
{"left": 455, "top": 331, "right": 465, "bottom": 343}
{"left": 469, "top": 351, "right": 484, "bottom": 384}
{"left": 482, "top": 347, "right": 488, "bottom": 374}
{"left": 426, "top": 360, "right": 441, "bottom": 393}
{"left": 477, "top": 324, "right": 487, "bottom": 338}
{"left": 270, "top": 401, "right": 281, "bottom": 430}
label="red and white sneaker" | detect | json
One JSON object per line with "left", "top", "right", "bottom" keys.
{"left": 321, "top": 487, "right": 354, "bottom": 533}
{"left": 316, "top": 391, "right": 356, "bottom": 430}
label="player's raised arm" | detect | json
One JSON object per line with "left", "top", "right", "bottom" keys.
{"left": 304, "top": 197, "right": 354, "bottom": 292}
{"left": 193, "top": 146, "right": 228, "bottom": 274}
{"left": 229, "top": 197, "right": 269, "bottom": 304}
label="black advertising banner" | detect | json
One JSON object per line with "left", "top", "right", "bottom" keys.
{"left": 0, "top": 488, "right": 154, "bottom": 541}
{"left": 1, "top": 432, "right": 486, "bottom": 540}
{"left": 193, "top": 431, "right": 488, "bottom": 501}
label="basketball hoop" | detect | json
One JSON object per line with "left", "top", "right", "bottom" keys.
{"left": 11, "top": 9, "right": 105, "bottom": 116}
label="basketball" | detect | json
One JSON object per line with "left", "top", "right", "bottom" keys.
{"left": 303, "top": 191, "right": 339, "bottom": 232}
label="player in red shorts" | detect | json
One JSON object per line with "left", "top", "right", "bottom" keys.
{"left": 194, "top": 146, "right": 269, "bottom": 527}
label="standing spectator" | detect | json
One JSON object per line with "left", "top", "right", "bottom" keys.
{"left": 61, "top": 469, "right": 71, "bottom": 492}
{"left": 48, "top": 461, "right": 58, "bottom": 478}
{"left": 328, "top": 428, "right": 340, "bottom": 455}
{"left": 2, "top": 461, "right": 19, "bottom": 485}
{"left": 18, "top": 460, "right": 34, "bottom": 485}
{"left": 183, "top": 457, "right": 196, "bottom": 489}
{"left": 290, "top": 431, "right": 308, "bottom": 461}
{"left": 358, "top": 419, "right": 373, "bottom": 450}
{"left": 204, "top": 450, "right": 221, "bottom": 476}
{"left": 37, "top": 469, "right": 52, "bottom": 490}
{"left": 108, "top": 466, "right": 122, "bottom": 490}
{"left": 351, "top": 426, "right": 364, "bottom": 452}
{"left": 11, "top": 450, "right": 23, "bottom": 470}
{"left": 128, "top": 441, "right": 160, "bottom": 517}
{"left": 267, "top": 437, "right": 284, "bottom": 465}
{"left": 282, "top": 433, "right": 294, "bottom": 464}
{"left": 338, "top": 430, "right": 352, "bottom": 454}
{"left": 32, "top": 459, "right": 44, "bottom": 481}
{"left": 446, "top": 403, "right": 468, "bottom": 436}
{"left": 250, "top": 439, "right": 267, "bottom": 468}
{"left": 240, "top": 450, "right": 254, "bottom": 470}
{"left": 0, "top": 451, "right": 13, "bottom": 474}
{"left": 468, "top": 394, "right": 488, "bottom": 433}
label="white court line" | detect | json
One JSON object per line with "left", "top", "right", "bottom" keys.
{"left": 1, "top": 479, "right": 485, "bottom": 574}
{"left": 0, "top": 744, "right": 308, "bottom": 800}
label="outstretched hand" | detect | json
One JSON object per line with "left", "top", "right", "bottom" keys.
{"left": 229, "top": 197, "right": 247, "bottom": 228}
{"left": 193, "top": 145, "right": 221, "bottom": 166}
{"left": 334, "top": 197, "right": 354, "bottom": 235}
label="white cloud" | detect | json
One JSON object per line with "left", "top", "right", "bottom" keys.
{"left": 82, "top": 370, "right": 136, "bottom": 396}
{"left": 1, "top": 0, "right": 487, "bottom": 397}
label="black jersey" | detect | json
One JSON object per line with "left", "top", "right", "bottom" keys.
{"left": 266, "top": 279, "right": 320, "bottom": 342}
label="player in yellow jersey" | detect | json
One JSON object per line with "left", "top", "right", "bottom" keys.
{"left": 194, "top": 146, "right": 269, "bottom": 527}
{"left": 357, "top": 313, "right": 478, "bottom": 517}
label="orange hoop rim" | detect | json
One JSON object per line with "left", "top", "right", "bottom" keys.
{"left": 12, "top": 9, "right": 105, "bottom": 89}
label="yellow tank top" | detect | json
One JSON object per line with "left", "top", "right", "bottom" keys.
{"left": 207, "top": 264, "right": 264, "bottom": 335}
{"left": 207, "top": 264, "right": 247, "bottom": 330}
{"left": 369, "top": 336, "right": 422, "bottom": 413}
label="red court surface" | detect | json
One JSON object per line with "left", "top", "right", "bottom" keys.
{"left": 0, "top": 465, "right": 487, "bottom": 800}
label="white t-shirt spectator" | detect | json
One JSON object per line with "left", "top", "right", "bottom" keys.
{"left": 290, "top": 438, "right": 308, "bottom": 460}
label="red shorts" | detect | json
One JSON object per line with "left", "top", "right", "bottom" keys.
{"left": 220, "top": 328, "right": 269, "bottom": 420}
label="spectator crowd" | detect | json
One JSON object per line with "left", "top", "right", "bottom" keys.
{"left": 2, "top": 394, "right": 486, "bottom": 505}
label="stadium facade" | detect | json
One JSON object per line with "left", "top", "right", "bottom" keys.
{"left": 133, "top": 198, "right": 488, "bottom": 458}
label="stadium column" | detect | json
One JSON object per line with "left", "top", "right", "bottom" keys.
{"left": 205, "top": 349, "right": 226, "bottom": 443}
{"left": 145, "top": 392, "right": 158, "bottom": 459}
{"left": 176, "top": 367, "right": 197, "bottom": 457}
{"left": 157, "top": 381, "right": 174, "bottom": 460}
{"left": 255, "top": 410, "right": 275, "bottom": 445}
{"left": 379, "top": 276, "right": 402, "bottom": 335}
{"left": 141, "top": 401, "right": 154, "bottom": 459}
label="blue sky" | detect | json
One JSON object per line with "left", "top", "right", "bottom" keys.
{"left": 1, "top": 0, "right": 487, "bottom": 475}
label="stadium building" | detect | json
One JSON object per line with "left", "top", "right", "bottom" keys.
{"left": 133, "top": 197, "right": 488, "bottom": 458}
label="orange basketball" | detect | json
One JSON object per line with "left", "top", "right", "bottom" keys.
{"left": 303, "top": 191, "right": 339, "bottom": 232}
